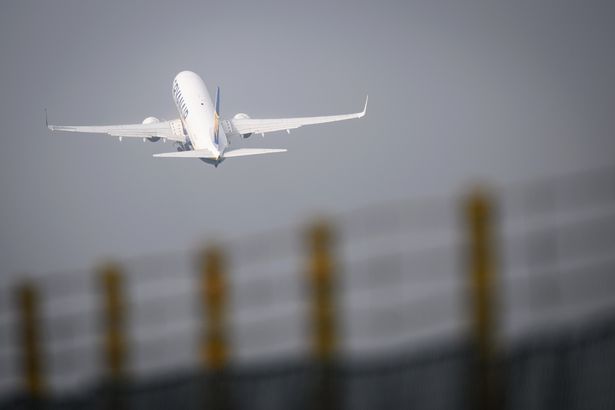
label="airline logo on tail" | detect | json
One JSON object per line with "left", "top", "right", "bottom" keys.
{"left": 213, "top": 86, "right": 220, "bottom": 145}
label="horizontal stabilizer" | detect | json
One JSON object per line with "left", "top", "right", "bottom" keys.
{"left": 153, "top": 148, "right": 286, "bottom": 159}
{"left": 153, "top": 149, "right": 217, "bottom": 158}
{"left": 223, "top": 148, "right": 287, "bottom": 158}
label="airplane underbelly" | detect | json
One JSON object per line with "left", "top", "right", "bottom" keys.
{"left": 187, "top": 121, "right": 215, "bottom": 151}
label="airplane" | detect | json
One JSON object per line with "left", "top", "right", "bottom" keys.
{"left": 47, "top": 70, "right": 368, "bottom": 167}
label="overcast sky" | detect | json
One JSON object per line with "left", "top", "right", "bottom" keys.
{"left": 1, "top": 0, "right": 614, "bottom": 278}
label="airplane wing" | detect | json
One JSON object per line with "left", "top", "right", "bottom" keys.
{"left": 47, "top": 114, "right": 187, "bottom": 143}
{"left": 225, "top": 96, "right": 367, "bottom": 137}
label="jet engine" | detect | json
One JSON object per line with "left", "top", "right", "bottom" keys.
{"left": 233, "top": 113, "right": 252, "bottom": 138}
{"left": 142, "top": 117, "right": 161, "bottom": 142}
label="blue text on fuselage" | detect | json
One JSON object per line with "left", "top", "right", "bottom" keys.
{"left": 172, "top": 80, "right": 189, "bottom": 119}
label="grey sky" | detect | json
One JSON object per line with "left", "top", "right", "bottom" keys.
{"left": 1, "top": 0, "right": 614, "bottom": 278}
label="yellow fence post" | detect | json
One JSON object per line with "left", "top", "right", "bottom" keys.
{"left": 16, "top": 281, "right": 46, "bottom": 399}
{"left": 305, "top": 220, "right": 339, "bottom": 410}
{"left": 100, "top": 263, "right": 127, "bottom": 381}
{"left": 99, "top": 263, "right": 128, "bottom": 410}
{"left": 199, "top": 244, "right": 230, "bottom": 410}
{"left": 464, "top": 189, "right": 502, "bottom": 410}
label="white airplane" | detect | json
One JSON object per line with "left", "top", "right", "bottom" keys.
{"left": 47, "top": 70, "right": 367, "bottom": 167}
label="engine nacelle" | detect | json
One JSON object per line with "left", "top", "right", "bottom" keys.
{"left": 142, "top": 117, "right": 161, "bottom": 142}
{"left": 233, "top": 113, "right": 252, "bottom": 138}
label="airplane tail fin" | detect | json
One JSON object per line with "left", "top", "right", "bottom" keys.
{"left": 213, "top": 86, "right": 221, "bottom": 145}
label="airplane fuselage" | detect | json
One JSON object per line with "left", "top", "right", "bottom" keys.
{"left": 172, "top": 71, "right": 227, "bottom": 161}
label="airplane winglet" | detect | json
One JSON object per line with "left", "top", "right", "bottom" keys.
{"left": 44, "top": 108, "right": 49, "bottom": 129}
{"left": 361, "top": 95, "right": 369, "bottom": 117}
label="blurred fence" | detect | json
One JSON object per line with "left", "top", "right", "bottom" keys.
{"left": 1, "top": 167, "right": 614, "bottom": 410}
